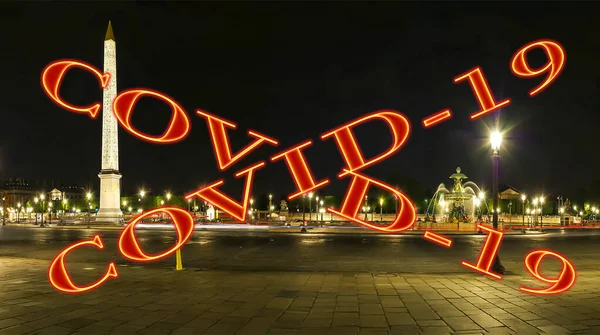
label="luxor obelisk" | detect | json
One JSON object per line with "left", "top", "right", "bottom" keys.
{"left": 97, "top": 21, "right": 123, "bottom": 222}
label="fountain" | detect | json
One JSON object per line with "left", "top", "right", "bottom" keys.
{"left": 424, "top": 167, "right": 489, "bottom": 223}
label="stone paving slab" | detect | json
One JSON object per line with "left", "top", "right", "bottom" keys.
{"left": 1, "top": 257, "right": 600, "bottom": 334}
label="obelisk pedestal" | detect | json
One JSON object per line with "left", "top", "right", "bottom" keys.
{"left": 96, "top": 21, "right": 123, "bottom": 223}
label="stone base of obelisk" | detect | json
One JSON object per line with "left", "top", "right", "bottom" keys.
{"left": 97, "top": 172, "right": 123, "bottom": 224}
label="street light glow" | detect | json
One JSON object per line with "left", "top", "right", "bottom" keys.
{"left": 521, "top": 195, "right": 526, "bottom": 201}
{"left": 490, "top": 131, "right": 502, "bottom": 151}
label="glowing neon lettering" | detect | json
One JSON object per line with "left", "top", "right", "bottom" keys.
{"left": 423, "top": 231, "right": 453, "bottom": 247}
{"left": 461, "top": 225, "right": 504, "bottom": 280}
{"left": 118, "top": 207, "right": 195, "bottom": 262}
{"left": 328, "top": 169, "right": 416, "bottom": 232}
{"left": 113, "top": 89, "right": 190, "bottom": 144}
{"left": 48, "top": 235, "right": 118, "bottom": 294}
{"left": 454, "top": 67, "right": 511, "bottom": 120}
{"left": 519, "top": 249, "right": 576, "bottom": 295}
{"left": 42, "top": 39, "right": 576, "bottom": 296}
{"left": 511, "top": 40, "right": 566, "bottom": 97}
{"left": 270, "top": 140, "right": 329, "bottom": 200}
{"left": 422, "top": 109, "right": 452, "bottom": 128}
{"left": 197, "top": 110, "right": 278, "bottom": 170}
{"left": 184, "top": 162, "right": 265, "bottom": 221}
{"left": 41, "top": 60, "right": 110, "bottom": 119}
{"left": 321, "top": 110, "right": 411, "bottom": 177}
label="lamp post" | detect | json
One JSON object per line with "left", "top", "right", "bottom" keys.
{"left": 40, "top": 194, "right": 46, "bottom": 227}
{"left": 1, "top": 196, "right": 5, "bottom": 226}
{"left": 139, "top": 190, "right": 146, "bottom": 211}
{"left": 521, "top": 195, "right": 526, "bottom": 227}
{"left": 508, "top": 201, "right": 512, "bottom": 227}
{"left": 539, "top": 197, "right": 545, "bottom": 230}
{"left": 269, "top": 194, "right": 273, "bottom": 214}
{"left": 315, "top": 196, "right": 319, "bottom": 219}
{"left": 319, "top": 200, "right": 324, "bottom": 222}
{"left": 379, "top": 198, "right": 384, "bottom": 222}
{"left": 16, "top": 203, "right": 21, "bottom": 223}
{"left": 490, "top": 130, "right": 505, "bottom": 274}
{"left": 533, "top": 198, "right": 539, "bottom": 226}
{"left": 249, "top": 198, "right": 254, "bottom": 221}
{"left": 363, "top": 195, "right": 368, "bottom": 221}
{"left": 308, "top": 193, "right": 313, "bottom": 222}
{"left": 62, "top": 199, "right": 68, "bottom": 224}
{"left": 86, "top": 192, "right": 92, "bottom": 229}
{"left": 302, "top": 194, "right": 306, "bottom": 223}
{"left": 48, "top": 202, "right": 53, "bottom": 225}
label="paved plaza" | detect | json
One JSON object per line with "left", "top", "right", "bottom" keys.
{"left": 1, "top": 258, "right": 600, "bottom": 335}
{"left": 1, "top": 227, "right": 600, "bottom": 334}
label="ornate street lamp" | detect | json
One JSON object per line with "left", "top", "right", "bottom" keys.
{"left": 86, "top": 192, "right": 92, "bottom": 229}
{"left": 521, "top": 195, "right": 526, "bottom": 227}
{"left": 308, "top": 192, "right": 313, "bottom": 222}
{"left": 1, "top": 196, "right": 5, "bottom": 226}
{"left": 363, "top": 195, "right": 368, "bottom": 221}
{"left": 319, "top": 200, "right": 324, "bottom": 222}
{"left": 302, "top": 194, "right": 306, "bottom": 223}
{"left": 539, "top": 196, "right": 545, "bottom": 230}
{"left": 490, "top": 130, "right": 505, "bottom": 274}
{"left": 16, "top": 203, "right": 21, "bottom": 224}
{"left": 40, "top": 193, "right": 46, "bottom": 227}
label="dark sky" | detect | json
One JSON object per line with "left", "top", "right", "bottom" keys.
{"left": 0, "top": 2, "right": 598, "bottom": 202}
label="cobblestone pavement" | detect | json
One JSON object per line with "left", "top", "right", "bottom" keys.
{"left": 1, "top": 257, "right": 599, "bottom": 334}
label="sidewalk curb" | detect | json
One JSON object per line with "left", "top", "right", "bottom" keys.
{"left": 2, "top": 224, "right": 593, "bottom": 235}
{"left": 1, "top": 224, "right": 523, "bottom": 235}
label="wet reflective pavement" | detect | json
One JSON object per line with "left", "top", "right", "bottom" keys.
{"left": 1, "top": 226, "right": 599, "bottom": 276}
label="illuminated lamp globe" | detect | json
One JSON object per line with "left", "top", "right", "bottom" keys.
{"left": 491, "top": 131, "right": 502, "bottom": 151}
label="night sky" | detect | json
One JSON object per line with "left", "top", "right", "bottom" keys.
{"left": 1, "top": 2, "right": 598, "bottom": 202}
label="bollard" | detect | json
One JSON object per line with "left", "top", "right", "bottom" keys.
{"left": 175, "top": 248, "right": 184, "bottom": 271}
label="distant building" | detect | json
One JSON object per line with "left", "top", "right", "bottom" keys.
{"left": 0, "top": 178, "right": 85, "bottom": 209}
{"left": 498, "top": 184, "right": 521, "bottom": 200}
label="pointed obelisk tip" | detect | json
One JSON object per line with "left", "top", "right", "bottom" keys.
{"left": 105, "top": 20, "right": 115, "bottom": 41}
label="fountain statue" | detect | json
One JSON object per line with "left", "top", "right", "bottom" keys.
{"left": 424, "top": 167, "right": 489, "bottom": 223}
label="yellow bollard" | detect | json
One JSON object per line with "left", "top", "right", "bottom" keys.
{"left": 175, "top": 248, "right": 184, "bottom": 271}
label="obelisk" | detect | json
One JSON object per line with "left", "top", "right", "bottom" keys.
{"left": 97, "top": 21, "right": 123, "bottom": 222}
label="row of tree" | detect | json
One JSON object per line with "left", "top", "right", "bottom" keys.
{"left": 19, "top": 175, "right": 600, "bottom": 216}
